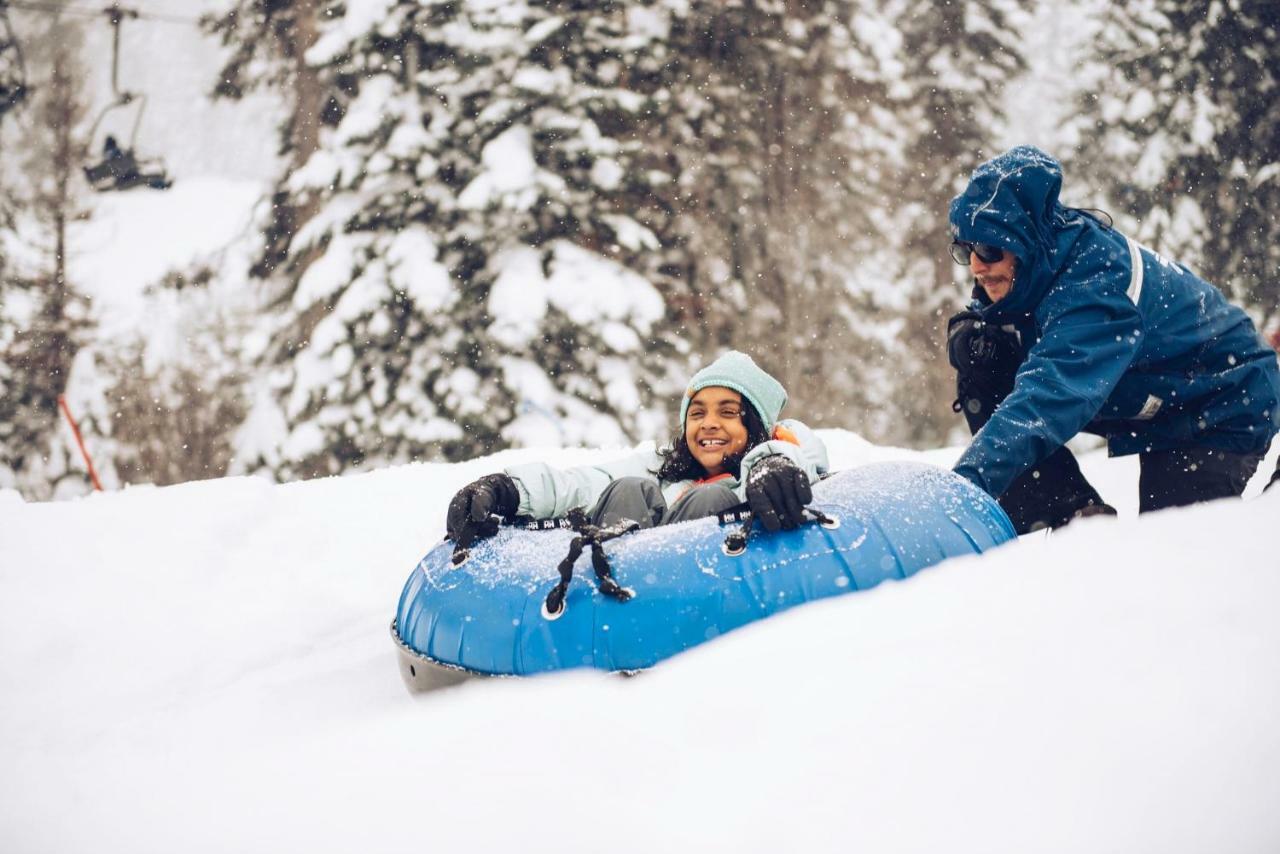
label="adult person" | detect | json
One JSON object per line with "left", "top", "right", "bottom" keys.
{"left": 945, "top": 146, "right": 1280, "bottom": 533}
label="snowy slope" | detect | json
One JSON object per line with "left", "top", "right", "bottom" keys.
{"left": 1, "top": 431, "right": 1277, "bottom": 853}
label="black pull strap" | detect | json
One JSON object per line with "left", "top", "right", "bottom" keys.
{"left": 805, "top": 507, "right": 835, "bottom": 527}
{"left": 543, "top": 509, "right": 638, "bottom": 619}
{"left": 545, "top": 536, "right": 586, "bottom": 616}
{"left": 722, "top": 506, "right": 837, "bottom": 556}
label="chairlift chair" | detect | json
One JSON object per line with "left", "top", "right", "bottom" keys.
{"left": 82, "top": 4, "right": 171, "bottom": 192}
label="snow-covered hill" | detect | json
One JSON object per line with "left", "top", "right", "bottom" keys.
{"left": 2, "top": 431, "right": 1277, "bottom": 853}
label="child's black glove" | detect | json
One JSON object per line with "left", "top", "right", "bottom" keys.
{"left": 745, "top": 454, "right": 812, "bottom": 532}
{"left": 446, "top": 473, "right": 520, "bottom": 543}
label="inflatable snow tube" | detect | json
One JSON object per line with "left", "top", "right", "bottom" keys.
{"left": 392, "top": 461, "right": 1015, "bottom": 691}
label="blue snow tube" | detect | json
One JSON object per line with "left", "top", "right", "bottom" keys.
{"left": 391, "top": 462, "right": 1014, "bottom": 690}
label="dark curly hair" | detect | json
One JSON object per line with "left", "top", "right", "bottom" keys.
{"left": 653, "top": 400, "right": 772, "bottom": 483}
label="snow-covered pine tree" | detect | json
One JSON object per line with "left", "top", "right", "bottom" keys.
{"left": 1078, "top": 0, "right": 1280, "bottom": 328}
{"left": 881, "top": 0, "right": 1031, "bottom": 445}
{"left": 0, "top": 10, "right": 92, "bottom": 497}
{"left": 203, "top": 0, "right": 330, "bottom": 277}
{"left": 229, "top": 0, "right": 683, "bottom": 478}
{"left": 653, "top": 0, "right": 906, "bottom": 428}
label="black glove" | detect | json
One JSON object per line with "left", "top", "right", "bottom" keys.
{"left": 948, "top": 310, "right": 1023, "bottom": 431}
{"left": 946, "top": 310, "right": 1021, "bottom": 379}
{"left": 446, "top": 473, "right": 520, "bottom": 543}
{"left": 745, "top": 455, "right": 813, "bottom": 533}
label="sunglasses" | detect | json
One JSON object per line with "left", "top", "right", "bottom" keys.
{"left": 949, "top": 241, "right": 1006, "bottom": 265}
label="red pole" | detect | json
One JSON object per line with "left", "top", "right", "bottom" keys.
{"left": 57, "top": 394, "right": 104, "bottom": 492}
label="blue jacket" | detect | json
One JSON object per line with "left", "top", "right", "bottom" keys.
{"left": 950, "top": 146, "right": 1280, "bottom": 499}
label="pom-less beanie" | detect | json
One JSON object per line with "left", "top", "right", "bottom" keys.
{"left": 678, "top": 350, "right": 788, "bottom": 431}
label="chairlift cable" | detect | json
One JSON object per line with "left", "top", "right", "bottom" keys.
{"left": 5, "top": 1, "right": 198, "bottom": 26}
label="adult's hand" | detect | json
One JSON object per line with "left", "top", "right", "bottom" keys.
{"left": 946, "top": 309, "right": 1021, "bottom": 376}
{"left": 446, "top": 473, "right": 520, "bottom": 543}
{"left": 745, "top": 454, "right": 813, "bottom": 532}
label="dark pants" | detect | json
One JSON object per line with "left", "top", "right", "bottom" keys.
{"left": 1138, "top": 446, "right": 1266, "bottom": 512}
{"left": 953, "top": 327, "right": 1273, "bottom": 534}
{"left": 589, "top": 477, "right": 740, "bottom": 530}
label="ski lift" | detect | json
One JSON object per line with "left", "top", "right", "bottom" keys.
{"left": 0, "top": 0, "right": 28, "bottom": 118}
{"left": 83, "top": 4, "right": 171, "bottom": 192}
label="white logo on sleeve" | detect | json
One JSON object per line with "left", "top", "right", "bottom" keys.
{"left": 1135, "top": 395, "right": 1163, "bottom": 420}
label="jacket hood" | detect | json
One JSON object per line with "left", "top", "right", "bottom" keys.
{"left": 949, "top": 146, "right": 1083, "bottom": 319}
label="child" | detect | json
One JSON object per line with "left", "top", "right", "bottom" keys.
{"left": 446, "top": 351, "right": 829, "bottom": 541}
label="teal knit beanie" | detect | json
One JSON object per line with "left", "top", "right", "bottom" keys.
{"left": 678, "top": 350, "right": 788, "bottom": 431}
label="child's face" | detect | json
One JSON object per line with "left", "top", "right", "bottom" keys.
{"left": 684, "top": 386, "right": 750, "bottom": 477}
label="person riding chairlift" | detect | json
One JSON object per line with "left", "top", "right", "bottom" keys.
{"left": 84, "top": 134, "right": 171, "bottom": 191}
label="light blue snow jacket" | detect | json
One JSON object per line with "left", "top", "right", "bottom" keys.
{"left": 505, "top": 419, "right": 829, "bottom": 519}
{"left": 950, "top": 146, "right": 1280, "bottom": 499}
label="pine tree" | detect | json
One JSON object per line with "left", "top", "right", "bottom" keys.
{"left": 882, "top": 0, "right": 1032, "bottom": 446}
{"left": 1078, "top": 0, "right": 1280, "bottom": 327}
{"left": 0, "top": 10, "right": 92, "bottom": 497}
{"left": 652, "top": 0, "right": 908, "bottom": 427}
{"left": 230, "top": 0, "right": 685, "bottom": 478}
{"left": 203, "top": 0, "right": 330, "bottom": 277}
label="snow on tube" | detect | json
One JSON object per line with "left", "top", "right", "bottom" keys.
{"left": 391, "top": 461, "right": 1015, "bottom": 691}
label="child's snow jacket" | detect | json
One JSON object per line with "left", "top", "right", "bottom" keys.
{"left": 949, "top": 146, "right": 1280, "bottom": 500}
{"left": 504, "top": 420, "right": 829, "bottom": 519}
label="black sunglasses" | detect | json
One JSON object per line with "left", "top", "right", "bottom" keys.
{"left": 949, "top": 241, "right": 1006, "bottom": 266}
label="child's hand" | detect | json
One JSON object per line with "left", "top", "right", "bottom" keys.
{"left": 447, "top": 474, "right": 520, "bottom": 542}
{"left": 745, "top": 455, "right": 812, "bottom": 532}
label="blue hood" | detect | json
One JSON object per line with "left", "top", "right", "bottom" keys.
{"left": 949, "top": 146, "right": 1094, "bottom": 320}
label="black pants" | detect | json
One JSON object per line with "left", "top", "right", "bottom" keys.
{"left": 1138, "top": 446, "right": 1266, "bottom": 513}
{"left": 952, "top": 326, "right": 1272, "bottom": 533}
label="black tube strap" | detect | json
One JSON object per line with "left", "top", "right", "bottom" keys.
{"left": 721, "top": 506, "right": 836, "bottom": 556}
{"left": 715, "top": 503, "right": 754, "bottom": 525}
{"left": 543, "top": 508, "right": 639, "bottom": 617}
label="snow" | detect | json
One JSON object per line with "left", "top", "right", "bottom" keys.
{"left": 306, "top": 0, "right": 400, "bottom": 66}
{"left": 591, "top": 156, "right": 625, "bottom": 190}
{"left": 458, "top": 124, "right": 541, "bottom": 211}
{"left": 385, "top": 227, "right": 453, "bottom": 312}
{"left": 67, "top": 177, "right": 267, "bottom": 338}
{"left": 498, "top": 356, "right": 631, "bottom": 448}
{"left": 545, "top": 240, "right": 665, "bottom": 335}
{"left": 1, "top": 431, "right": 1278, "bottom": 853}
{"left": 524, "top": 15, "right": 566, "bottom": 44}
{"left": 625, "top": 4, "right": 672, "bottom": 43}
{"left": 487, "top": 241, "right": 665, "bottom": 354}
{"left": 601, "top": 213, "right": 660, "bottom": 251}
{"left": 292, "top": 231, "right": 372, "bottom": 309}
{"left": 488, "top": 246, "right": 549, "bottom": 348}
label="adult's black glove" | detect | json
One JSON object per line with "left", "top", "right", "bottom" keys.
{"left": 946, "top": 310, "right": 1021, "bottom": 378}
{"left": 745, "top": 454, "right": 813, "bottom": 533}
{"left": 948, "top": 310, "right": 1023, "bottom": 430}
{"left": 446, "top": 473, "right": 520, "bottom": 544}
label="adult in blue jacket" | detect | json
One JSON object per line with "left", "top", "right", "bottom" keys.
{"left": 946, "top": 146, "right": 1280, "bottom": 532}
